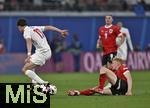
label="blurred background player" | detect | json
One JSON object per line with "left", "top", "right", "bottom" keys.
{"left": 17, "top": 18, "right": 68, "bottom": 86}
{"left": 96, "top": 15, "right": 124, "bottom": 92}
{"left": 68, "top": 34, "right": 82, "bottom": 72}
{"left": 116, "top": 21, "right": 134, "bottom": 61}
{"left": 68, "top": 57, "right": 132, "bottom": 96}
{"left": 51, "top": 35, "right": 65, "bottom": 72}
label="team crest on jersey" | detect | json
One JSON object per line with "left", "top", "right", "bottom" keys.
{"left": 109, "top": 29, "right": 113, "bottom": 33}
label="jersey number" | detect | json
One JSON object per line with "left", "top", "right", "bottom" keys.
{"left": 105, "top": 32, "right": 108, "bottom": 39}
{"left": 33, "top": 28, "right": 45, "bottom": 39}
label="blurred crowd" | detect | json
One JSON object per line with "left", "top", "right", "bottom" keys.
{"left": 0, "top": 0, "right": 150, "bottom": 12}
{"left": 50, "top": 34, "right": 82, "bottom": 72}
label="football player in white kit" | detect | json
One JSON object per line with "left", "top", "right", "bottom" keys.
{"left": 116, "top": 22, "right": 134, "bottom": 61}
{"left": 17, "top": 18, "right": 68, "bottom": 86}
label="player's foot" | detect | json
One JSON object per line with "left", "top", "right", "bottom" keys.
{"left": 41, "top": 82, "right": 51, "bottom": 94}
{"left": 91, "top": 87, "right": 104, "bottom": 94}
{"left": 42, "top": 83, "right": 57, "bottom": 95}
{"left": 68, "top": 90, "right": 80, "bottom": 96}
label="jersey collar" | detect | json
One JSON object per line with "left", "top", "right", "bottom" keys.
{"left": 105, "top": 24, "right": 112, "bottom": 28}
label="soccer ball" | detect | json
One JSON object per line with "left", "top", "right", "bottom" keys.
{"left": 41, "top": 84, "right": 57, "bottom": 95}
{"left": 49, "top": 85, "right": 57, "bottom": 95}
{"left": 116, "top": 36, "right": 122, "bottom": 46}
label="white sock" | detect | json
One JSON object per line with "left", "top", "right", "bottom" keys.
{"left": 25, "top": 70, "right": 46, "bottom": 84}
{"left": 31, "top": 69, "right": 36, "bottom": 84}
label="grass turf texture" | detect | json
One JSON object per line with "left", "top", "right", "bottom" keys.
{"left": 0, "top": 71, "right": 150, "bottom": 108}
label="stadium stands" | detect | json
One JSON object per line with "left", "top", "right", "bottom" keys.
{"left": 1, "top": 0, "right": 150, "bottom": 12}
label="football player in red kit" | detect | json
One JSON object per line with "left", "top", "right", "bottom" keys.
{"left": 68, "top": 57, "right": 132, "bottom": 96}
{"left": 96, "top": 15, "right": 125, "bottom": 92}
{"left": 97, "top": 15, "right": 124, "bottom": 66}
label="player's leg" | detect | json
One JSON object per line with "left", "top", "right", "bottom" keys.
{"left": 95, "top": 67, "right": 117, "bottom": 94}
{"left": 22, "top": 52, "right": 51, "bottom": 84}
{"left": 103, "top": 88, "right": 112, "bottom": 95}
{"left": 101, "top": 67, "right": 117, "bottom": 85}
{"left": 79, "top": 88, "right": 95, "bottom": 96}
{"left": 98, "top": 55, "right": 108, "bottom": 91}
{"left": 22, "top": 62, "right": 47, "bottom": 84}
{"left": 104, "top": 83, "right": 112, "bottom": 89}
{"left": 68, "top": 87, "right": 96, "bottom": 96}
{"left": 31, "top": 69, "right": 37, "bottom": 84}
{"left": 99, "top": 52, "right": 117, "bottom": 90}
{"left": 101, "top": 67, "right": 128, "bottom": 95}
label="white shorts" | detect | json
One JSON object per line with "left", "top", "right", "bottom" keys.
{"left": 30, "top": 50, "right": 52, "bottom": 66}
{"left": 117, "top": 48, "right": 127, "bottom": 61}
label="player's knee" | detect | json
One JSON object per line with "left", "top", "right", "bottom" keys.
{"left": 22, "top": 67, "right": 28, "bottom": 74}
{"left": 99, "top": 66, "right": 107, "bottom": 74}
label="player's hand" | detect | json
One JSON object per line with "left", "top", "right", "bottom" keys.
{"left": 25, "top": 55, "right": 31, "bottom": 63}
{"left": 60, "top": 30, "right": 68, "bottom": 37}
{"left": 125, "top": 91, "right": 132, "bottom": 96}
{"left": 96, "top": 39, "right": 102, "bottom": 49}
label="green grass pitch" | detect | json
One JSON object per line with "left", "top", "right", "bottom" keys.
{"left": 0, "top": 71, "right": 150, "bottom": 108}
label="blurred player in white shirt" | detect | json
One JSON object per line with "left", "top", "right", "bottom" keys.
{"left": 116, "top": 22, "right": 134, "bottom": 61}
{"left": 17, "top": 18, "right": 68, "bottom": 85}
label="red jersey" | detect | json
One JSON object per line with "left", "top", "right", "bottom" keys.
{"left": 113, "top": 64, "right": 129, "bottom": 81}
{"left": 99, "top": 25, "right": 121, "bottom": 55}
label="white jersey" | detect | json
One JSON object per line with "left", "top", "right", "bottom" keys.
{"left": 23, "top": 26, "right": 50, "bottom": 53}
{"left": 117, "top": 27, "right": 134, "bottom": 60}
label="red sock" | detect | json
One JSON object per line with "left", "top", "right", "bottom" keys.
{"left": 80, "top": 89, "right": 95, "bottom": 96}
{"left": 99, "top": 74, "right": 107, "bottom": 90}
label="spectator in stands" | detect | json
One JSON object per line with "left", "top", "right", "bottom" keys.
{"left": 3, "top": 0, "right": 149, "bottom": 12}
{"left": 126, "top": 0, "right": 137, "bottom": 8}
{"left": 0, "top": 38, "right": 5, "bottom": 54}
{"left": 139, "top": 0, "right": 147, "bottom": 10}
{"left": 33, "top": 0, "right": 42, "bottom": 10}
{"left": 51, "top": 35, "right": 65, "bottom": 72}
{"left": 0, "top": 0, "right": 4, "bottom": 11}
{"left": 121, "top": 0, "right": 128, "bottom": 11}
{"left": 133, "top": 0, "right": 145, "bottom": 16}
{"left": 68, "top": 34, "right": 82, "bottom": 72}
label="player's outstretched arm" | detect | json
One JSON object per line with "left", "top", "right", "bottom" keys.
{"left": 124, "top": 71, "right": 132, "bottom": 96}
{"left": 44, "top": 26, "right": 68, "bottom": 37}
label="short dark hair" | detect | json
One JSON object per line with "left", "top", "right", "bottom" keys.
{"left": 113, "top": 57, "right": 123, "bottom": 64}
{"left": 17, "top": 18, "right": 27, "bottom": 26}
